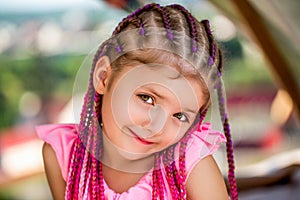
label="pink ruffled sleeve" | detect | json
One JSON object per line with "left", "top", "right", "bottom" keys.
{"left": 36, "top": 124, "right": 78, "bottom": 181}
{"left": 185, "top": 122, "right": 226, "bottom": 182}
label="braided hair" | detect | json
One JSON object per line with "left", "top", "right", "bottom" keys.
{"left": 66, "top": 3, "right": 238, "bottom": 200}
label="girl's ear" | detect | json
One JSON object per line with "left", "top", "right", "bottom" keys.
{"left": 93, "top": 56, "right": 112, "bottom": 94}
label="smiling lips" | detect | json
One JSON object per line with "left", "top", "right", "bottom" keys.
{"left": 128, "top": 128, "right": 154, "bottom": 145}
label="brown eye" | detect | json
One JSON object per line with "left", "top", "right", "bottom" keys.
{"left": 174, "top": 113, "right": 189, "bottom": 122}
{"left": 138, "top": 94, "right": 154, "bottom": 105}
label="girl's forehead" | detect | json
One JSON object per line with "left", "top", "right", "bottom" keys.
{"left": 116, "top": 64, "right": 198, "bottom": 87}
{"left": 111, "top": 64, "right": 204, "bottom": 107}
{"left": 111, "top": 64, "right": 205, "bottom": 98}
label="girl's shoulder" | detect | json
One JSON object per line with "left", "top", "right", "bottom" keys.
{"left": 183, "top": 122, "right": 226, "bottom": 181}
{"left": 36, "top": 123, "right": 79, "bottom": 181}
{"left": 36, "top": 123, "right": 78, "bottom": 142}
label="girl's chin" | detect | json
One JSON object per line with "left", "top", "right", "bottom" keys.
{"left": 117, "top": 148, "right": 155, "bottom": 160}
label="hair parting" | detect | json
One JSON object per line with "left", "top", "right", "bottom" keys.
{"left": 169, "top": 4, "right": 198, "bottom": 53}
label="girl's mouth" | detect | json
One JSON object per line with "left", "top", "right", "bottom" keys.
{"left": 128, "top": 128, "right": 154, "bottom": 145}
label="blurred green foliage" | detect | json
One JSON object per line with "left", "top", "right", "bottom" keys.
{"left": 0, "top": 38, "right": 274, "bottom": 129}
{"left": 0, "top": 54, "right": 84, "bottom": 129}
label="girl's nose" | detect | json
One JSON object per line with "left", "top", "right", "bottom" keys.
{"left": 142, "top": 104, "right": 167, "bottom": 136}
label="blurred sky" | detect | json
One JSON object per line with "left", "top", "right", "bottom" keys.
{"left": 0, "top": 0, "right": 104, "bottom": 12}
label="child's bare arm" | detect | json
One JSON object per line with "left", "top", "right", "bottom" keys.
{"left": 186, "top": 155, "right": 228, "bottom": 200}
{"left": 42, "top": 142, "right": 66, "bottom": 200}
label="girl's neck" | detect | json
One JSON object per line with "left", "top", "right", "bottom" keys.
{"left": 101, "top": 163, "right": 150, "bottom": 194}
{"left": 101, "top": 133, "right": 155, "bottom": 174}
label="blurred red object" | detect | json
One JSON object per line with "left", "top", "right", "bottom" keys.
{"left": 261, "top": 127, "right": 284, "bottom": 149}
{"left": 104, "top": 0, "right": 129, "bottom": 9}
{"left": 0, "top": 123, "right": 37, "bottom": 151}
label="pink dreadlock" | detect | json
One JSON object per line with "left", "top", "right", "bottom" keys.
{"left": 66, "top": 3, "right": 238, "bottom": 200}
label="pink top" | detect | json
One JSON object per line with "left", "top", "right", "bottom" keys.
{"left": 36, "top": 123, "right": 225, "bottom": 199}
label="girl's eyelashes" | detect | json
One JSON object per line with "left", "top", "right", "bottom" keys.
{"left": 173, "top": 113, "right": 189, "bottom": 123}
{"left": 137, "top": 94, "right": 155, "bottom": 105}
{"left": 137, "top": 93, "right": 190, "bottom": 123}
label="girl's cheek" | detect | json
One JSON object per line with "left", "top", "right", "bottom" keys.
{"left": 169, "top": 122, "right": 190, "bottom": 141}
{"left": 128, "top": 97, "right": 150, "bottom": 126}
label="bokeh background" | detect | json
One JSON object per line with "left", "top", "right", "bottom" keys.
{"left": 0, "top": 0, "right": 299, "bottom": 199}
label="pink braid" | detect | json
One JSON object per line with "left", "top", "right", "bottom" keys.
{"left": 201, "top": 18, "right": 238, "bottom": 199}
{"left": 78, "top": 136, "right": 92, "bottom": 197}
{"left": 178, "top": 137, "right": 189, "bottom": 199}
{"left": 152, "top": 164, "right": 158, "bottom": 200}
{"left": 216, "top": 81, "right": 238, "bottom": 199}
{"left": 157, "top": 155, "right": 165, "bottom": 200}
{"left": 65, "top": 139, "right": 85, "bottom": 200}
{"left": 163, "top": 147, "right": 180, "bottom": 199}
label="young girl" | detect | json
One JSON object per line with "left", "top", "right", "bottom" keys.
{"left": 37, "top": 3, "right": 238, "bottom": 200}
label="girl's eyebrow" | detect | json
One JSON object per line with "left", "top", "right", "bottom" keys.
{"left": 140, "top": 86, "right": 165, "bottom": 99}
{"left": 184, "top": 108, "right": 197, "bottom": 114}
{"left": 140, "top": 85, "right": 198, "bottom": 114}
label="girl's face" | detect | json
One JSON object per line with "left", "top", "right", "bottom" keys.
{"left": 96, "top": 58, "right": 207, "bottom": 160}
